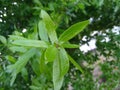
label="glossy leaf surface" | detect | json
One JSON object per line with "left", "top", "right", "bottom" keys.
{"left": 59, "top": 20, "right": 89, "bottom": 43}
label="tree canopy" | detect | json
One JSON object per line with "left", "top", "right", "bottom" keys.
{"left": 0, "top": 0, "right": 120, "bottom": 90}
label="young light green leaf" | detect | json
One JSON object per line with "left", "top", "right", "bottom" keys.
{"left": 68, "top": 55, "right": 84, "bottom": 73}
{"left": 59, "top": 20, "right": 89, "bottom": 43}
{"left": 7, "top": 48, "right": 36, "bottom": 85}
{"left": 53, "top": 48, "right": 69, "bottom": 90}
{"left": 39, "top": 50, "right": 52, "bottom": 76}
{"left": 10, "top": 73, "right": 16, "bottom": 86}
{"left": 38, "top": 21, "right": 49, "bottom": 41}
{"left": 62, "top": 43, "right": 80, "bottom": 48}
{"left": 9, "top": 48, "right": 36, "bottom": 72}
{"left": 9, "top": 35, "right": 26, "bottom": 40}
{"left": 5, "top": 55, "right": 16, "bottom": 63}
{"left": 30, "top": 86, "right": 42, "bottom": 90}
{"left": 59, "top": 48, "right": 69, "bottom": 76}
{"left": 53, "top": 51, "right": 64, "bottom": 90}
{"left": 0, "top": 35, "right": 7, "bottom": 45}
{"left": 45, "top": 45, "right": 57, "bottom": 63}
{"left": 12, "top": 40, "right": 49, "bottom": 48}
{"left": 9, "top": 46, "right": 27, "bottom": 53}
{"left": 39, "top": 51, "right": 46, "bottom": 73}
{"left": 41, "top": 10, "right": 58, "bottom": 43}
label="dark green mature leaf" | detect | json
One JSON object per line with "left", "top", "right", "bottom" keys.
{"left": 45, "top": 45, "right": 57, "bottom": 63}
{"left": 12, "top": 40, "right": 49, "bottom": 48}
{"left": 59, "top": 20, "right": 89, "bottom": 43}
{"left": 41, "top": 10, "right": 58, "bottom": 43}
{"left": 7, "top": 48, "right": 36, "bottom": 86}
{"left": 68, "top": 55, "right": 84, "bottom": 73}
{"left": 38, "top": 21, "right": 49, "bottom": 42}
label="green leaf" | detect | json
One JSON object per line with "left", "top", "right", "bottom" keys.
{"left": 31, "top": 58, "right": 41, "bottom": 76}
{"left": 62, "top": 43, "right": 79, "bottom": 48}
{"left": 7, "top": 48, "right": 36, "bottom": 86}
{"left": 30, "top": 86, "right": 42, "bottom": 90}
{"left": 39, "top": 51, "right": 46, "bottom": 73}
{"left": 5, "top": 55, "right": 16, "bottom": 63}
{"left": 21, "top": 68, "right": 28, "bottom": 81}
{"left": 9, "top": 35, "right": 26, "bottom": 40}
{"left": 33, "top": 0, "right": 42, "bottom": 6}
{"left": 38, "top": 21, "right": 49, "bottom": 42}
{"left": 0, "top": 35, "right": 7, "bottom": 45}
{"left": 41, "top": 10, "right": 58, "bottom": 43}
{"left": 59, "top": 20, "right": 89, "bottom": 43}
{"left": 45, "top": 45, "right": 57, "bottom": 63}
{"left": 9, "top": 46, "right": 27, "bottom": 53}
{"left": 12, "top": 40, "right": 49, "bottom": 48}
{"left": 39, "top": 50, "right": 52, "bottom": 77}
{"left": 53, "top": 48, "right": 69, "bottom": 90}
{"left": 28, "top": 24, "right": 38, "bottom": 40}
{"left": 10, "top": 73, "right": 16, "bottom": 86}
{"left": 53, "top": 51, "right": 64, "bottom": 90}
{"left": 68, "top": 55, "right": 84, "bottom": 73}
{"left": 31, "top": 51, "right": 41, "bottom": 76}
{"left": 59, "top": 48, "right": 69, "bottom": 76}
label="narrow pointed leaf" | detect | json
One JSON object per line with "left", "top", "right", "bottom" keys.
{"left": 59, "top": 20, "right": 89, "bottom": 43}
{"left": 59, "top": 48, "right": 69, "bottom": 76}
{"left": 12, "top": 48, "right": 36, "bottom": 73}
{"left": 53, "top": 50, "right": 64, "bottom": 90}
{"left": 41, "top": 10, "right": 58, "bottom": 43}
{"left": 21, "top": 68, "right": 28, "bottom": 81}
{"left": 62, "top": 43, "right": 79, "bottom": 48}
{"left": 9, "top": 46, "right": 27, "bottom": 53}
{"left": 7, "top": 48, "right": 36, "bottom": 85}
{"left": 12, "top": 40, "right": 48, "bottom": 48}
{"left": 53, "top": 48, "right": 69, "bottom": 90}
{"left": 45, "top": 45, "right": 57, "bottom": 63}
{"left": 9, "top": 35, "right": 26, "bottom": 40}
{"left": 10, "top": 73, "right": 16, "bottom": 86}
{"left": 68, "top": 55, "right": 84, "bottom": 73}
{"left": 31, "top": 58, "right": 41, "bottom": 76}
{"left": 39, "top": 51, "right": 46, "bottom": 73}
{"left": 38, "top": 21, "right": 49, "bottom": 41}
